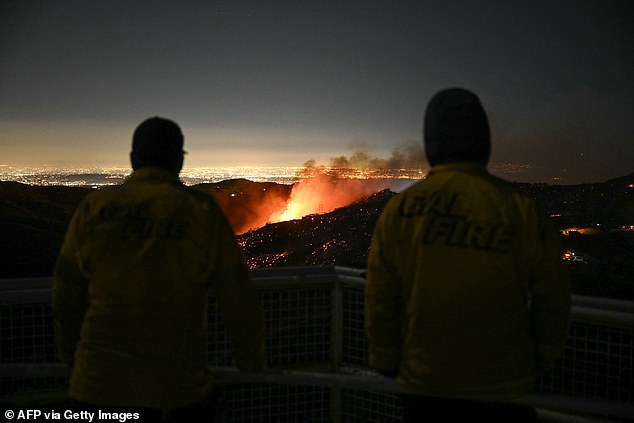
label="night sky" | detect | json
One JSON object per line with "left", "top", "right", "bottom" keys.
{"left": 1, "top": 1, "right": 633, "bottom": 184}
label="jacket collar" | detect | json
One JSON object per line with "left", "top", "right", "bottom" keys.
{"left": 125, "top": 167, "right": 182, "bottom": 185}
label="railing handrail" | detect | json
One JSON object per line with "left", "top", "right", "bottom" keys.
{"left": 2, "top": 268, "right": 633, "bottom": 327}
{"left": 2, "top": 363, "right": 633, "bottom": 421}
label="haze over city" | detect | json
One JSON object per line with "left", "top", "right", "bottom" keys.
{"left": 1, "top": 1, "right": 633, "bottom": 184}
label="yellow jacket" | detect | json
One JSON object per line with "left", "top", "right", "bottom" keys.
{"left": 366, "top": 163, "right": 570, "bottom": 399}
{"left": 53, "top": 167, "right": 265, "bottom": 408}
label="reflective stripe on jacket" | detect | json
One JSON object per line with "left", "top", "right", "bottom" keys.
{"left": 53, "top": 167, "right": 265, "bottom": 408}
{"left": 366, "top": 163, "right": 570, "bottom": 399}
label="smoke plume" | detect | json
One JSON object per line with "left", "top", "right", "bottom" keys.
{"left": 268, "top": 142, "right": 427, "bottom": 223}
{"left": 329, "top": 141, "right": 427, "bottom": 173}
{"left": 207, "top": 142, "right": 428, "bottom": 233}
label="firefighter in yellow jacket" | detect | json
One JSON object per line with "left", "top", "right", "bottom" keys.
{"left": 53, "top": 117, "right": 265, "bottom": 420}
{"left": 366, "top": 89, "right": 570, "bottom": 422}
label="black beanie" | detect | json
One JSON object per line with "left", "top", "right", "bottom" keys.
{"left": 132, "top": 117, "right": 184, "bottom": 163}
{"left": 424, "top": 88, "right": 490, "bottom": 167}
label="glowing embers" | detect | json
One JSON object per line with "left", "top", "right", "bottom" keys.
{"left": 246, "top": 252, "right": 290, "bottom": 270}
{"left": 563, "top": 250, "right": 590, "bottom": 264}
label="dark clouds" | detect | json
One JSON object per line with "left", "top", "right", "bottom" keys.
{"left": 1, "top": 1, "right": 633, "bottom": 183}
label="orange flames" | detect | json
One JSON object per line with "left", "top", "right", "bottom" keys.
{"left": 267, "top": 169, "right": 418, "bottom": 224}
{"left": 269, "top": 174, "right": 373, "bottom": 222}
{"left": 223, "top": 171, "right": 414, "bottom": 234}
{"left": 229, "top": 144, "right": 426, "bottom": 233}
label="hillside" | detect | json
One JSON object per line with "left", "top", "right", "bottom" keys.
{"left": 0, "top": 178, "right": 292, "bottom": 277}
{"left": 237, "top": 189, "right": 394, "bottom": 269}
{"left": 515, "top": 173, "right": 634, "bottom": 229}
{"left": 0, "top": 173, "right": 632, "bottom": 299}
{"left": 0, "top": 182, "right": 92, "bottom": 277}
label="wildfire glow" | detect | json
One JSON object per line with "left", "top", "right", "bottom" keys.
{"left": 267, "top": 172, "right": 414, "bottom": 223}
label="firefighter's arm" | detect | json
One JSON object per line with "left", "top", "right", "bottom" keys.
{"left": 529, "top": 211, "right": 571, "bottom": 371}
{"left": 365, "top": 211, "right": 403, "bottom": 375}
{"left": 211, "top": 223, "right": 266, "bottom": 372}
{"left": 52, "top": 203, "right": 90, "bottom": 365}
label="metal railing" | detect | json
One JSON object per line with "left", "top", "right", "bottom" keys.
{"left": 1, "top": 267, "right": 633, "bottom": 422}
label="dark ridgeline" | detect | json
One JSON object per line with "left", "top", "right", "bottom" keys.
{"left": 0, "top": 182, "right": 92, "bottom": 278}
{"left": 193, "top": 179, "right": 292, "bottom": 234}
{"left": 0, "top": 178, "right": 292, "bottom": 277}
{"left": 0, "top": 173, "right": 632, "bottom": 299}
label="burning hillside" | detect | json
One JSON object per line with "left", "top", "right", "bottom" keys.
{"left": 2, "top": 173, "right": 632, "bottom": 301}
{"left": 204, "top": 144, "right": 427, "bottom": 234}
{"left": 194, "top": 172, "right": 414, "bottom": 234}
{"left": 197, "top": 169, "right": 419, "bottom": 233}
{"left": 268, "top": 168, "right": 418, "bottom": 223}
{"left": 268, "top": 143, "right": 425, "bottom": 223}
{"left": 237, "top": 189, "right": 397, "bottom": 269}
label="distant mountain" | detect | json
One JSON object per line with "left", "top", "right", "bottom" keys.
{"left": 514, "top": 172, "right": 634, "bottom": 230}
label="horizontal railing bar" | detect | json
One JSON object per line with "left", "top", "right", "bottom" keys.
{"left": 571, "top": 305, "right": 634, "bottom": 327}
{"left": 210, "top": 367, "right": 634, "bottom": 420}
{"left": 572, "top": 295, "right": 634, "bottom": 314}
{"left": 252, "top": 276, "right": 335, "bottom": 288}
{"left": 0, "top": 268, "right": 632, "bottom": 304}
{"left": 2, "top": 277, "right": 632, "bottom": 329}
{"left": 0, "top": 288, "right": 51, "bottom": 304}
{"left": 250, "top": 266, "right": 345, "bottom": 278}
{"left": 1, "top": 269, "right": 632, "bottom": 311}
{"left": 0, "top": 272, "right": 343, "bottom": 292}
{"left": 0, "top": 277, "right": 51, "bottom": 291}
{"left": 337, "top": 275, "right": 365, "bottom": 287}
{"left": 2, "top": 364, "right": 632, "bottom": 421}
{"left": 0, "top": 363, "right": 69, "bottom": 378}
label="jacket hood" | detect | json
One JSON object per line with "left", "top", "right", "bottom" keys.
{"left": 424, "top": 88, "right": 490, "bottom": 167}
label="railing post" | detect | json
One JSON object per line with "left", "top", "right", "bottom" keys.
{"left": 330, "top": 274, "right": 344, "bottom": 423}
{"left": 331, "top": 276, "right": 343, "bottom": 369}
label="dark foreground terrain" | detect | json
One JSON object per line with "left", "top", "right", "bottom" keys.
{"left": 1, "top": 173, "right": 633, "bottom": 299}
